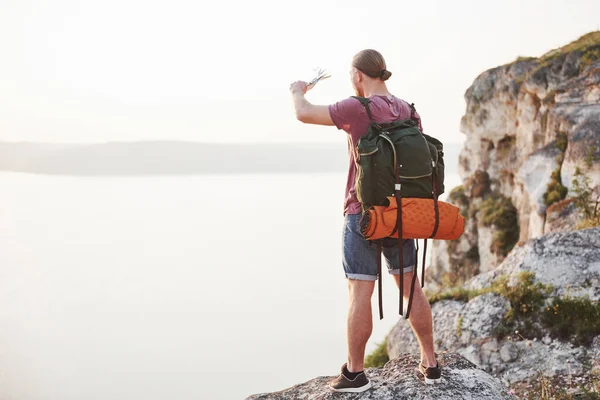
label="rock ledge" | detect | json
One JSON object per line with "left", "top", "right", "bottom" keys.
{"left": 246, "top": 353, "right": 516, "bottom": 399}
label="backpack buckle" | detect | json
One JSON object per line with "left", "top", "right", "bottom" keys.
{"left": 395, "top": 184, "right": 401, "bottom": 191}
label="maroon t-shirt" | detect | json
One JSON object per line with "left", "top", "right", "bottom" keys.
{"left": 328, "top": 95, "right": 424, "bottom": 216}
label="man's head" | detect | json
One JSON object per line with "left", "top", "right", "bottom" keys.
{"left": 350, "top": 49, "right": 392, "bottom": 97}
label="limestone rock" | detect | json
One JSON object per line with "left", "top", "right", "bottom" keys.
{"left": 426, "top": 211, "right": 480, "bottom": 292}
{"left": 514, "top": 144, "right": 562, "bottom": 238}
{"left": 426, "top": 240, "right": 451, "bottom": 292}
{"left": 246, "top": 353, "right": 516, "bottom": 400}
{"left": 544, "top": 199, "right": 582, "bottom": 234}
{"left": 429, "top": 35, "right": 600, "bottom": 286}
{"left": 476, "top": 225, "right": 500, "bottom": 273}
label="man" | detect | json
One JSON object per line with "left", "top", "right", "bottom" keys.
{"left": 289, "top": 49, "right": 441, "bottom": 393}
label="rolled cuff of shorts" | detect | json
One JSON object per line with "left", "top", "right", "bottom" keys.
{"left": 345, "top": 273, "right": 378, "bottom": 281}
{"left": 388, "top": 264, "right": 415, "bottom": 275}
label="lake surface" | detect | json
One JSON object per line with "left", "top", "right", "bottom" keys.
{"left": 0, "top": 172, "right": 461, "bottom": 400}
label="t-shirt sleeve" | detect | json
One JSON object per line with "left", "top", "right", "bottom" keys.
{"left": 328, "top": 97, "right": 362, "bottom": 132}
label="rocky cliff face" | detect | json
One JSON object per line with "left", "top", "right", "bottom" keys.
{"left": 428, "top": 32, "right": 600, "bottom": 289}
{"left": 246, "top": 353, "right": 516, "bottom": 400}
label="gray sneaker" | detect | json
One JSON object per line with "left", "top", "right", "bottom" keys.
{"left": 416, "top": 362, "right": 442, "bottom": 384}
{"left": 328, "top": 363, "right": 372, "bottom": 393}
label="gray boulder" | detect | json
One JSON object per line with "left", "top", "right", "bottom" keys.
{"left": 588, "top": 336, "right": 600, "bottom": 366}
{"left": 497, "top": 340, "right": 586, "bottom": 385}
{"left": 387, "top": 294, "right": 509, "bottom": 360}
{"left": 387, "top": 300, "right": 462, "bottom": 359}
{"left": 458, "top": 293, "right": 510, "bottom": 345}
{"left": 467, "top": 227, "right": 600, "bottom": 300}
{"left": 246, "top": 353, "right": 516, "bottom": 400}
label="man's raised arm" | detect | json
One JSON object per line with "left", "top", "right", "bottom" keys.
{"left": 289, "top": 81, "right": 335, "bottom": 126}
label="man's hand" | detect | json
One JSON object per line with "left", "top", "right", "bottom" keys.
{"left": 289, "top": 81, "right": 308, "bottom": 95}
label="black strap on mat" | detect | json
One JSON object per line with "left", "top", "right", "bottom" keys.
{"left": 430, "top": 170, "right": 440, "bottom": 238}
{"left": 415, "top": 239, "right": 419, "bottom": 272}
{"left": 377, "top": 242, "right": 383, "bottom": 320}
{"left": 421, "top": 239, "right": 428, "bottom": 288}
{"left": 405, "top": 239, "right": 420, "bottom": 318}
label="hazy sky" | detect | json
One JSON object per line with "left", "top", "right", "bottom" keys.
{"left": 1, "top": 0, "right": 599, "bottom": 145}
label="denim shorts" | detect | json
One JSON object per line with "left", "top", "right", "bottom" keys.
{"left": 342, "top": 213, "right": 416, "bottom": 281}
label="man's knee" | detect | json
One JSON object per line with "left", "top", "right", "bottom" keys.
{"left": 393, "top": 271, "right": 420, "bottom": 288}
{"left": 348, "top": 278, "right": 375, "bottom": 300}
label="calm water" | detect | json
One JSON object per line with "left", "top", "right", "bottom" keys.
{"left": 0, "top": 172, "right": 460, "bottom": 400}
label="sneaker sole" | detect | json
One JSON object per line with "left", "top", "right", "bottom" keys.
{"left": 329, "top": 381, "right": 372, "bottom": 393}
{"left": 415, "top": 367, "right": 442, "bottom": 385}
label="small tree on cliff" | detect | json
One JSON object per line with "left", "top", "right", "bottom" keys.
{"left": 572, "top": 146, "right": 600, "bottom": 229}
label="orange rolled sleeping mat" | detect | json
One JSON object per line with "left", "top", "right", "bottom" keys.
{"left": 361, "top": 196, "right": 465, "bottom": 241}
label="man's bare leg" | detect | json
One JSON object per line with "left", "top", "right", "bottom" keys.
{"left": 393, "top": 272, "right": 437, "bottom": 367}
{"left": 346, "top": 279, "right": 375, "bottom": 373}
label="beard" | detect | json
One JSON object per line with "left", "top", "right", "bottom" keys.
{"left": 353, "top": 85, "right": 364, "bottom": 97}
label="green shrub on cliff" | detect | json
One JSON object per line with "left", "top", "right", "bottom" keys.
{"left": 540, "top": 31, "right": 600, "bottom": 61}
{"left": 448, "top": 185, "right": 469, "bottom": 216}
{"left": 541, "top": 296, "right": 600, "bottom": 346}
{"left": 543, "top": 168, "right": 569, "bottom": 207}
{"left": 479, "top": 195, "right": 519, "bottom": 256}
{"left": 572, "top": 148, "right": 600, "bottom": 229}
{"left": 554, "top": 131, "right": 568, "bottom": 153}
{"left": 492, "top": 272, "right": 553, "bottom": 338}
{"left": 573, "top": 167, "right": 599, "bottom": 222}
{"left": 543, "top": 133, "right": 569, "bottom": 208}
{"left": 491, "top": 273, "right": 599, "bottom": 347}
{"left": 429, "top": 286, "right": 488, "bottom": 305}
{"left": 580, "top": 47, "right": 600, "bottom": 72}
{"left": 364, "top": 338, "right": 389, "bottom": 368}
{"left": 542, "top": 89, "right": 556, "bottom": 104}
{"left": 508, "top": 31, "right": 600, "bottom": 81}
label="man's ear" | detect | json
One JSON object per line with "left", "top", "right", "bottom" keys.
{"left": 356, "top": 70, "right": 364, "bottom": 82}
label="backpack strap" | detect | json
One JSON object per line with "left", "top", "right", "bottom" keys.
{"left": 409, "top": 169, "right": 438, "bottom": 308}
{"left": 405, "top": 239, "right": 420, "bottom": 318}
{"left": 421, "top": 239, "right": 428, "bottom": 288}
{"left": 409, "top": 103, "right": 417, "bottom": 120}
{"left": 429, "top": 169, "right": 441, "bottom": 237}
{"left": 377, "top": 242, "right": 383, "bottom": 320}
{"left": 351, "top": 96, "right": 374, "bottom": 122}
{"left": 395, "top": 166, "right": 405, "bottom": 317}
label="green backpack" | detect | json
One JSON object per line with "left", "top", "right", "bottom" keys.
{"left": 352, "top": 96, "right": 445, "bottom": 320}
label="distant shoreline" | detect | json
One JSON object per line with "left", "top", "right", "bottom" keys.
{"left": 0, "top": 141, "right": 461, "bottom": 176}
